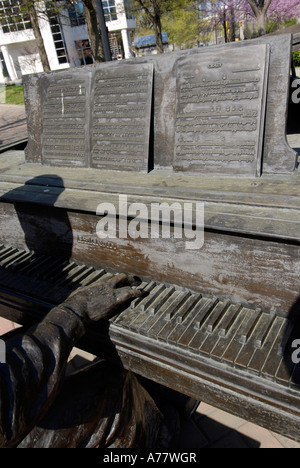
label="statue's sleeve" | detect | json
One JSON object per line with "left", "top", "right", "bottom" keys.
{"left": 0, "top": 306, "right": 86, "bottom": 447}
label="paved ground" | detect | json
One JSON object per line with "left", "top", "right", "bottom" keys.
{"left": 0, "top": 103, "right": 27, "bottom": 150}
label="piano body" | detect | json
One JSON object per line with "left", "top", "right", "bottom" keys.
{"left": 0, "top": 34, "right": 300, "bottom": 442}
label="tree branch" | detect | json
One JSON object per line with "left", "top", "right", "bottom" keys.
{"left": 246, "top": 0, "right": 259, "bottom": 17}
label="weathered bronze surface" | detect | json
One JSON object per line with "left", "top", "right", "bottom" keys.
{"left": 0, "top": 274, "right": 180, "bottom": 448}
{"left": 173, "top": 44, "right": 269, "bottom": 176}
{"left": 0, "top": 33, "right": 299, "bottom": 443}
{"left": 91, "top": 63, "right": 153, "bottom": 172}
{"left": 41, "top": 70, "right": 91, "bottom": 167}
{"left": 39, "top": 63, "right": 153, "bottom": 171}
{"left": 23, "top": 33, "right": 297, "bottom": 174}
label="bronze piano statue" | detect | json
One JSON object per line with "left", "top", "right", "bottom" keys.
{"left": 0, "top": 33, "right": 300, "bottom": 443}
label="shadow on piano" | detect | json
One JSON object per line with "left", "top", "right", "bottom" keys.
{"left": 0, "top": 175, "right": 76, "bottom": 305}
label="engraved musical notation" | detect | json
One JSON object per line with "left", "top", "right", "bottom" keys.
{"left": 42, "top": 73, "right": 89, "bottom": 167}
{"left": 174, "top": 44, "right": 270, "bottom": 176}
{"left": 91, "top": 63, "right": 153, "bottom": 172}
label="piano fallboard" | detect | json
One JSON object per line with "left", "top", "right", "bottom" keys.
{"left": 0, "top": 243, "right": 299, "bottom": 442}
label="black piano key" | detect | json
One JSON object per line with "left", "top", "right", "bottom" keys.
{"left": 247, "top": 317, "right": 283, "bottom": 373}
{"left": 139, "top": 289, "right": 184, "bottom": 337}
{"left": 199, "top": 302, "right": 235, "bottom": 355}
{"left": 219, "top": 308, "right": 260, "bottom": 365}
{"left": 176, "top": 295, "right": 203, "bottom": 324}
{"left": 239, "top": 308, "right": 262, "bottom": 345}
{"left": 157, "top": 295, "right": 200, "bottom": 341}
{"left": 164, "top": 291, "right": 191, "bottom": 321}
{"left": 113, "top": 282, "right": 155, "bottom": 329}
{"left": 222, "top": 308, "right": 260, "bottom": 364}
{"left": 78, "top": 268, "right": 107, "bottom": 287}
{"left": 190, "top": 301, "right": 230, "bottom": 353}
{"left": 115, "top": 306, "right": 148, "bottom": 330}
{"left": 16, "top": 255, "right": 50, "bottom": 276}
{"left": 149, "top": 287, "right": 177, "bottom": 315}
{"left": 8, "top": 252, "right": 35, "bottom": 271}
{"left": 4, "top": 252, "right": 33, "bottom": 271}
{"left": 47, "top": 261, "right": 76, "bottom": 283}
{"left": 254, "top": 315, "right": 277, "bottom": 349}
{"left": 9, "top": 252, "right": 38, "bottom": 272}
{"left": 0, "top": 250, "right": 28, "bottom": 268}
{"left": 139, "top": 284, "right": 167, "bottom": 312}
{"left": 275, "top": 357, "right": 295, "bottom": 386}
{"left": 166, "top": 295, "right": 204, "bottom": 344}
{"left": 0, "top": 247, "right": 19, "bottom": 262}
{"left": 131, "top": 284, "right": 166, "bottom": 326}
{"left": 130, "top": 281, "right": 157, "bottom": 310}
{"left": 218, "top": 304, "right": 242, "bottom": 337}
{"left": 177, "top": 297, "right": 218, "bottom": 348}
{"left": 247, "top": 317, "right": 278, "bottom": 372}
{"left": 232, "top": 311, "right": 271, "bottom": 367}
{"left": 146, "top": 291, "right": 191, "bottom": 338}
{"left": 69, "top": 266, "right": 97, "bottom": 288}
{"left": 42, "top": 262, "right": 81, "bottom": 283}
{"left": 35, "top": 258, "right": 67, "bottom": 280}
{"left": 261, "top": 318, "right": 290, "bottom": 378}
{"left": 131, "top": 287, "right": 176, "bottom": 333}
{"left": 194, "top": 297, "right": 219, "bottom": 330}
{"left": 210, "top": 307, "right": 248, "bottom": 359}
{"left": 59, "top": 265, "right": 90, "bottom": 286}
{"left": 204, "top": 300, "right": 230, "bottom": 333}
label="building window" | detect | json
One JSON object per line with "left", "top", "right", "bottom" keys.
{"left": 47, "top": 11, "right": 69, "bottom": 64}
{"left": 102, "top": 0, "right": 117, "bottom": 22}
{"left": 75, "top": 39, "right": 93, "bottom": 65}
{"left": 0, "top": 51, "right": 8, "bottom": 77}
{"left": 109, "top": 33, "right": 123, "bottom": 60}
{"left": 0, "top": 0, "right": 32, "bottom": 34}
{"left": 124, "top": 0, "right": 134, "bottom": 20}
{"left": 68, "top": 0, "right": 86, "bottom": 27}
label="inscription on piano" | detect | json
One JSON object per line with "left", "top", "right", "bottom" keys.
{"left": 91, "top": 63, "right": 153, "bottom": 172}
{"left": 77, "top": 235, "right": 117, "bottom": 250}
{"left": 173, "top": 44, "right": 270, "bottom": 176}
{"left": 41, "top": 71, "right": 91, "bottom": 167}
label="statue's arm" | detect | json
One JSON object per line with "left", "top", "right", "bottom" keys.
{"left": 0, "top": 274, "right": 142, "bottom": 447}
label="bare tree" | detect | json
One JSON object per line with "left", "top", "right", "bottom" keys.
{"left": 246, "top": 0, "right": 272, "bottom": 36}
{"left": 81, "top": 0, "right": 105, "bottom": 62}
{"left": 133, "top": 0, "right": 164, "bottom": 53}
{"left": 26, "top": 2, "right": 51, "bottom": 72}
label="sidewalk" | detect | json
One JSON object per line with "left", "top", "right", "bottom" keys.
{"left": 0, "top": 103, "right": 27, "bottom": 150}
{"left": 0, "top": 316, "right": 299, "bottom": 448}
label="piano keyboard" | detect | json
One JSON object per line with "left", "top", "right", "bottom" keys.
{"left": 0, "top": 243, "right": 299, "bottom": 389}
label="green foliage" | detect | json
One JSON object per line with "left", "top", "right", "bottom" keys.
{"left": 293, "top": 51, "right": 300, "bottom": 68}
{"left": 133, "top": 0, "right": 198, "bottom": 42}
{"left": 4, "top": 85, "right": 25, "bottom": 105}
{"left": 161, "top": 0, "right": 210, "bottom": 49}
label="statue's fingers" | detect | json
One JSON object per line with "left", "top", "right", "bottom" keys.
{"left": 115, "top": 286, "right": 145, "bottom": 304}
{"left": 108, "top": 273, "right": 141, "bottom": 289}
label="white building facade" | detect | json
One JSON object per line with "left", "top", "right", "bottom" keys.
{"left": 0, "top": 0, "right": 136, "bottom": 83}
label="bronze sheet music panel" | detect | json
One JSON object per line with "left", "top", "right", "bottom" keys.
{"left": 173, "top": 44, "right": 270, "bottom": 176}
{"left": 41, "top": 70, "right": 92, "bottom": 168}
{"left": 91, "top": 63, "right": 153, "bottom": 172}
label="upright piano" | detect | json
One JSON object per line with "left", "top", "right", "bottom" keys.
{"left": 0, "top": 33, "right": 300, "bottom": 442}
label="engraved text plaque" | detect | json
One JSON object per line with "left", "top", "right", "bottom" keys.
{"left": 91, "top": 63, "right": 153, "bottom": 172}
{"left": 173, "top": 44, "right": 270, "bottom": 176}
{"left": 41, "top": 70, "right": 91, "bottom": 167}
